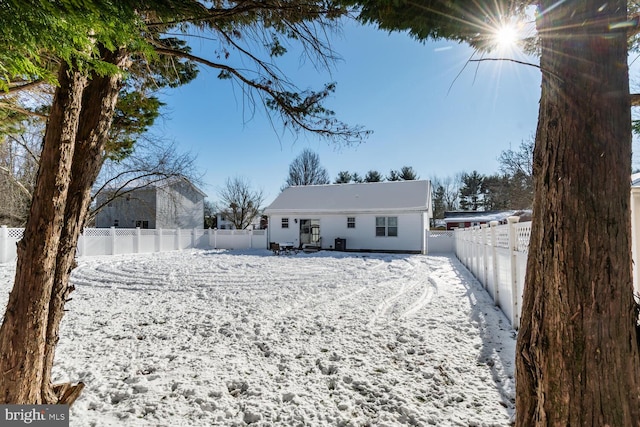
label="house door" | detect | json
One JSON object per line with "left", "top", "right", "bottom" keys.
{"left": 299, "top": 219, "right": 320, "bottom": 245}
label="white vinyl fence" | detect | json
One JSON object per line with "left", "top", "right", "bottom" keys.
{"left": 454, "top": 217, "right": 530, "bottom": 329}
{"left": 426, "top": 230, "right": 455, "bottom": 253}
{"left": 0, "top": 226, "right": 268, "bottom": 263}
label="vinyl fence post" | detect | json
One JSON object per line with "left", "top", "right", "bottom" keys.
{"left": 508, "top": 216, "right": 520, "bottom": 329}
{"left": 453, "top": 229, "right": 457, "bottom": 257}
{"left": 78, "top": 228, "right": 85, "bottom": 257}
{"left": 176, "top": 228, "right": 181, "bottom": 251}
{"left": 135, "top": 227, "right": 141, "bottom": 254}
{"left": 157, "top": 228, "right": 163, "bottom": 253}
{"left": 0, "top": 225, "right": 7, "bottom": 264}
{"left": 110, "top": 226, "right": 116, "bottom": 255}
{"left": 489, "top": 221, "right": 499, "bottom": 306}
{"left": 474, "top": 226, "right": 481, "bottom": 278}
{"left": 481, "top": 224, "right": 489, "bottom": 289}
{"left": 461, "top": 228, "right": 471, "bottom": 268}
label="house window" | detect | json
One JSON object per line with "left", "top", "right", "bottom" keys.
{"left": 347, "top": 217, "right": 356, "bottom": 228}
{"left": 282, "top": 218, "right": 289, "bottom": 228}
{"left": 135, "top": 220, "right": 149, "bottom": 229}
{"left": 114, "top": 220, "right": 119, "bottom": 227}
{"left": 375, "top": 216, "right": 398, "bottom": 237}
{"left": 388, "top": 216, "right": 398, "bottom": 236}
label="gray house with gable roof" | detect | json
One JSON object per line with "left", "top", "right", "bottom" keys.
{"left": 95, "top": 176, "right": 206, "bottom": 229}
{"left": 264, "top": 180, "right": 432, "bottom": 253}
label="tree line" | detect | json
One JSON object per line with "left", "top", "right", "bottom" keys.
{"left": 282, "top": 148, "right": 419, "bottom": 187}
{"left": 431, "top": 139, "right": 534, "bottom": 218}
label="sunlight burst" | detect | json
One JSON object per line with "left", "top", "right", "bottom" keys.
{"left": 493, "top": 22, "right": 520, "bottom": 50}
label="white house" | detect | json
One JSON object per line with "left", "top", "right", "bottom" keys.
{"left": 264, "top": 180, "right": 432, "bottom": 253}
{"left": 95, "top": 176, "right": 207, "bottom": 229}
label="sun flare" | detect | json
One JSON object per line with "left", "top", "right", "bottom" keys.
{"left": 493, "top": 22, "right": 519, "bottom": 50}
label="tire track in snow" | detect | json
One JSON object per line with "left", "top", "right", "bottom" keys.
{"left": 367, "top": 258, "right": 421, "bottom": 326}
{"left": 398, "top": 277, "right": 438, "bottom": 320}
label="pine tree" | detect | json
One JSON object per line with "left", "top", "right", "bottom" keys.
{"left": 387, "top": 169, "right": 401, "bottom": 181}
{"left": 0, "top": 0, "right": 367, "bottom": 405}
{"left": 334, "top": 170, "right": 352, "bottom": 183}
{"left": 398, "top": 166, "right": 418, "bottom": 180}
{"left": 364, "top": 170, "right": 383, "bottom": 182}
{"left": 346, "top": 1, "right": 640, "bottom": 424}
{"left": 459, "top": 171, "right": 485, "bottom": 211}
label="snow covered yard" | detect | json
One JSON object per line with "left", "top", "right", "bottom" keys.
{"left": 0, "top": 250, "right": 516, "bottom": 426}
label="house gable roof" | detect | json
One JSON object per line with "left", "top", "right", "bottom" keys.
{"left": 264, "top": 180, "right": 431, "bottom": 214}
{"left": 100, "top": 176, "right": 207, "bottom": 198}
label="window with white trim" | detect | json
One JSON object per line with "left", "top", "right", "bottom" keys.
{"left": 281, "top": 218, "right": 289, "bottom": 228}
{"left": 347, "top": 217, "right": 356, "bottom": 229}
{"left": 375, "top": 216, "right": 398, "bottom": 237}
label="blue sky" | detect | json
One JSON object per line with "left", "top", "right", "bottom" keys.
{"left": 151, "top": 19, "right": 543, "bottom": 205}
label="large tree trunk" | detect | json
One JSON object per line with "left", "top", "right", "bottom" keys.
{"left": 516, "top": 1, "right": 640, "bottom": 425}
{"left": 0, "top": 63, "right": 87, "bottom": 403}
{"left": 41, "top": 47, "right": 128, "bottom": 404}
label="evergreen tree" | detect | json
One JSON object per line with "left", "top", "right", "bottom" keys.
{"left": 334, "top": 170, "right": 352, "bottom": 183}
{"left": 459, "top": 171, "right": 485, "bottom": 211}
{"left": 398, "top": 165, "right": 418, "bottom": 180}
{"left": 432, "top": 184, "right": 447, "bottom": 219}
{"left": 346, "top": 1, "right": 640, "bottom": 424}
{"left": 364, "top": 170, "right": 383, "bottom": 182}
{"left": 482, "top": 174, "right": 510, "bottom": 211}
{"left": 0, "top": 0, "right": 367, "bottom": 405}
{"left": 387, "top": 169, "right": 401, "bottom": 181}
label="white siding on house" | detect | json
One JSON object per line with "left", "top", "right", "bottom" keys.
{"left": 265, "top": 181, "right": 432, "bottom": 253}
{"left": 268, "top": 212, "right": 427, "bottom": 253}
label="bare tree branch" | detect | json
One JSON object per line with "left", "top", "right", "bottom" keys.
{"left": 215, "top": 176, "right": 264, "bottom": 229}
{"left": 0, "top": 101, "right": 48, "bottom": 119}
{"left": 6, "top": 79, "right": 44, "bottom": 94}
{"left": 0, "top": 166, "right": 32, "bottom": 198}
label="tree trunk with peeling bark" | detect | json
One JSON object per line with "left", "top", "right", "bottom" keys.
{"left": 41, "top": 48, "right": 128, "bottom": 404}
{"left": 0, "top": 46, "right": 127, "bottom": 404}
{"left": 516, "top": 1, "right": 640, "bottom": 425}
{"left": 0, "top": 62, "right": 87, "bottom": 403}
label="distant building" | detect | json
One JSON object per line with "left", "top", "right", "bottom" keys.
{"left": 95, "top": 177, "right": 206, "bottom": 229}
{"left": 443, "top": 210, "right": 531, "bottom": 230}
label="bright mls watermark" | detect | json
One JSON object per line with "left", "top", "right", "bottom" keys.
{"left": 1, "top": 405, "right": 69, "bottom": 426}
